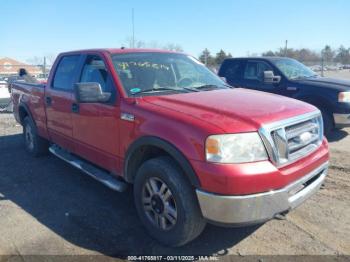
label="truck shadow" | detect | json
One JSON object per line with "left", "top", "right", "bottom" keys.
{"left": 0, "top": 134, "right": 259, "bottom": 258}
{"left": 327, "top": 129, "right": 348, "bottom": 142}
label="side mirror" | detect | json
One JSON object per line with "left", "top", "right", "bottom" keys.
{"left": 74, "top": 82, "right": 111, "bottom": 103}
{"left": 264, "top": 71, "right": 281, "bottom": 84}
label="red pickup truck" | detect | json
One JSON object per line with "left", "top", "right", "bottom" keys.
{"left": 11, "top": 49, "right": 329, "bottom": 246}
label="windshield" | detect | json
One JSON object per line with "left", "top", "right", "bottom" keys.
{"left": 111, "top": 52, "right": 227, "bottom": 96}
{"left": 272, "top": 58, "right": 318, "bottom": 80}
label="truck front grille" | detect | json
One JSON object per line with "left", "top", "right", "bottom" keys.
{"left": 259, "top": 111, "right": 323, "bottom": 167}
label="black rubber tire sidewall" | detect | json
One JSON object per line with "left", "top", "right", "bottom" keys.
{"left": 321, "top": 110, "right": 333, "bottom": 137}
{"left": 133, "top": 156, "right": 206, "bottom": 247}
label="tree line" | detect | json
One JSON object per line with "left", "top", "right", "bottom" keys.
{"left": 262, "top": 45, "right": 350, "bottom": 65}
{"left": 198, "top": 45, "right": 350, "bottom": 68}
{"left": 198, "top": 49, "right": 233, "bottom": 68}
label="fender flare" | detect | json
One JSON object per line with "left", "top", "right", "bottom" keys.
{"left": 124, "top": 136, "right": 201, "bottom": 187}
{"left": 297, "top": 95, "right": 333, "bottom": 113}
{"left": 18, "top": 102, "right": 35, "bottom": 126}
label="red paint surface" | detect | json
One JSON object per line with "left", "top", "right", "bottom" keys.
{"left": 11, "top": 49, "right": 329, "bottom": 195}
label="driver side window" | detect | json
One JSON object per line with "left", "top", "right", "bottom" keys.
{"left": 80, "top": 55, "right": 116, "bottom": 103}
{"left": 244, "top": 61, "right": 273, "bottom": 82}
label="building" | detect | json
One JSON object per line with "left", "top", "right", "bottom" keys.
{"left": 0, "top": 57, "right": 43, "bottom": 77}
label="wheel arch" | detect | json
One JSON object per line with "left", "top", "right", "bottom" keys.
{"left": 297, "top": 94, "right": 333, "bottom": 114}
{"left": 18, "top": 102, "right": 35, "bottom": 126}
{"left": 124, "top": 136, "right": 201, "bottom": 188}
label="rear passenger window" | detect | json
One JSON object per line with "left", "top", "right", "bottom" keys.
{"left": 222, "top": 61, "right": 242, "bottom": 81}
{"left": 53, "top": 55, "right": 80, "bottom": 90}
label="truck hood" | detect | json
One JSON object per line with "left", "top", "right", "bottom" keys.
{"left": 295, "top": 77, "right": 350, "bottom": 92}
{"left": 142, "top": 88, "right": 316, "bottom": 133}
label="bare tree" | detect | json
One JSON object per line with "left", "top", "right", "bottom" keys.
{"left": 26, "top": 56, "right": 43, "bottom": 65}
{"left": 163, "top": 43, "right": 183, "bottom": 52}
{"left": 44, "top": 53, "right": 57, "bottom": 66}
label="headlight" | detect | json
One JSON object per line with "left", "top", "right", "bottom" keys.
{"left": 205, "top": 133, "right": 268, "bottom": 163}
{"left": 338, "top": 92, "right": 350, "bottom": 103}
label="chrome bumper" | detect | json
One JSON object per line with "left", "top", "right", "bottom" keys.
{"left": 196, "top": 162, "right": 328, "bottom": 225}
{"left": 333, "top": 113, "right": 350, "bottom": 128}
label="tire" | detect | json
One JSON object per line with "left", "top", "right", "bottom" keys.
{"left": 321, "top": 110, "right": 333, "bottom": 137}
{"left": 134, "top": 156, "right": 206, "bottom": 247}
{"left": 23, "top": 116, "right": 49, "bottom": 157}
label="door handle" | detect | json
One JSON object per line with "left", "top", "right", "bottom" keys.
{"left": 286, "top": 86, "right": 298, "bottom": 91}
{"left": 71, "top": 103, "right": 79, "bottom": 113}
{"left": 45, "top": 96, "right": 52, "bottom": 106}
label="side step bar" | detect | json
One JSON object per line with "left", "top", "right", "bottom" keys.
{"left": 49, "top": 145, "right": 127, "bottom": 192}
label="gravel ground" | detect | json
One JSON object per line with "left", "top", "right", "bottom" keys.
{"left": 0, "top": 113, "right": 349, "bottom": 260}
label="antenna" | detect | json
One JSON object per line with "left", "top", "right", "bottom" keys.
{"left": 132, "top": 8, "right": 135, "bottom": 48}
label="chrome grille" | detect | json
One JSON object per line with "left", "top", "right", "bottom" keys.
{"left": 259, "top": 111, "right": 323, "bottom": 167}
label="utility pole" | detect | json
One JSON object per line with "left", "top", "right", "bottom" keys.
{"left": 284, "top": 40, "right": 288, "bottom": 56}
{"left": 43, "top": 57, "right": 46, "bottom": 77}
{"left": 132, "top": 8, "right": 135, "bottom": 48}
{"left": 321, "top": 53, "right": 324, "bottom": 77}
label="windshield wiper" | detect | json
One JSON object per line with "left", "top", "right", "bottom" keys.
{"left": 131, "top": 87, "right": 194, "bottom": 95}
{"left": 291, "top": 74, "right": 318, "bottom": 80}
{"left": 304, "top": 74, "right": 319, "bottom": 78}
{"left": 193, "top": 84, "right": 226, "bottom": 90}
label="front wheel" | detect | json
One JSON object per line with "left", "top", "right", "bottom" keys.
{"left": 134, "top": 156, "right": 206, "bottom": 247}
{"left": 321, "top": 110, "right": 333, "bottom": 137}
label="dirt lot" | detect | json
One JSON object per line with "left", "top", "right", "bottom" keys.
{"left": 0, "top": 113, "right": 349, "bottom": 260}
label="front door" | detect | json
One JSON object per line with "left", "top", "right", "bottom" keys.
{"left": 45, "top": 55, "right": 81, "bottom": 151}
{"left": 72, "top": 54, "right": 120, "bottom": 174}
{"left": 241, "top": 60, "right": 277, "bottom": 92}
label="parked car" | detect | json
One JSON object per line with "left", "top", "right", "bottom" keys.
{"left": 219, "top": 57, "right": 350, "bottom": 135}
{"left": 0, "top": 78, "right": 12, "bottom": 112}
{"left": 11, "top": 49, "right": 329, "bottom": 246}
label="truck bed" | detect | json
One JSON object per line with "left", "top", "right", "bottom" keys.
{"left": 11, "top": 82, "right": 48, "bottom": 138}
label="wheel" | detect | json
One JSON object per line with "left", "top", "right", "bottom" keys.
{"left": 23, "top": 116, "right": 49, "bottom": 157}
{"left": 321, "top": 110, "right": 333, "bottom": 137}
{"left": 134, "top": 156, "right": 206, "bottom": 247}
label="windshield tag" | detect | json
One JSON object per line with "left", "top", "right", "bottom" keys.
{"left": 130, "top": 88, "right": 141, "bottom": 94}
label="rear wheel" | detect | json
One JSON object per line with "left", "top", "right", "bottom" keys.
{"left": 23, "top": 116, "right": 49, "bottom": 157}
{"left": 134, "top": 156, "right": 206, "bottom": 247}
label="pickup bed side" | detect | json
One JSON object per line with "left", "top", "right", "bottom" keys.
{"left": 12, "top": 82, "right": 49, "bottom": 140}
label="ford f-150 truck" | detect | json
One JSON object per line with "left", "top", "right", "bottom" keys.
{"left": 218, "top": 57, "right": 350, "bottom": 136}
{"left": 12, "top": 49, "right": 329, "bottom": 246}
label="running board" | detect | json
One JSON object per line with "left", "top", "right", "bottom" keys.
{"left": 49, "top": 145, "right": 127, "bottom": 192}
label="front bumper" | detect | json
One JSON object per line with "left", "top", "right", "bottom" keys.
{"left": 196, "top": 161, "right": 328, "bottom": 225}
{"left": 333, "top": 113, "right": 350, "bottom": 128}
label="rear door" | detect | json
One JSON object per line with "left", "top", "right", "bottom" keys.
{"left": 72, "top": 54, "right": 120, "bottom": 173}
{"left": 219, "top": 60, "right": 244, "bottom": 87}
{"left": 45, "top": 55, "right": 81, "bottom": 151}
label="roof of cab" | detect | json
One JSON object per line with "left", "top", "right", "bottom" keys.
{"left": 224, "top": 56, "right": 293, "bottom": 61}
{"left": 59, "top": 48, "right": 183, "bottom": 56}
